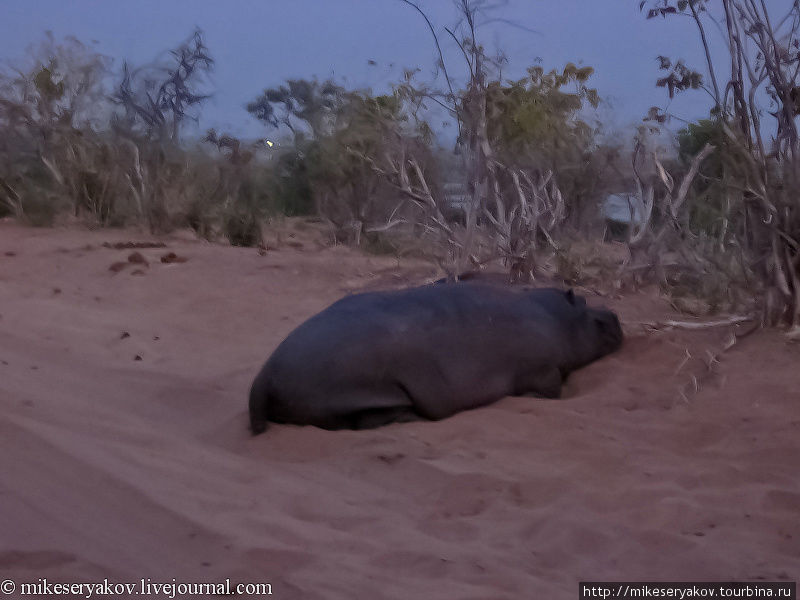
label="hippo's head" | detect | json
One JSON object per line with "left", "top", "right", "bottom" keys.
{"left": 584, "top": 305, "right": 624, "bottom": 358}
{"left": 534, "top": 289, "right": 623, "bottom": 371}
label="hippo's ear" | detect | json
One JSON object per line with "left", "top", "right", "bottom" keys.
{"left": 564, "top": 289, "right": 587, "bottom": 309}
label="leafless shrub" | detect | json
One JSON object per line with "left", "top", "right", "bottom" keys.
{"left": 105, "top": 29, "right": 214, "bottom": 233}
{"left": 0, "top": 31, "right": 220, "bottom": 233}
{"left": 0, "top": 34, "right": 119, "bottom": 225}
{"left": 642, "top": 1, "right": 800, "bottom": 329}
{"left": 384, "top": 1, "right": 605, "bottom": 279}
{"left": 202, "top": 130, "right": 271, "bottom": 246}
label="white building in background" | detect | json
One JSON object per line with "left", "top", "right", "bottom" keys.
{"left": 601, "top": 193, "right": 646, "bottom": 240}
{"left": 602, "top": 193, "right": 645, "bottom": 226}
{"left": 443, "top": 182, "right": 469, "bottom": 223}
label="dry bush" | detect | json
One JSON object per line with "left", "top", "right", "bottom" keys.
{"left": 382, "top": 1, "right": 616, "bottom": 280}
{"left": 0, "top": 35, "right": 118, "bottom": 225}
{"left": 640, "top": 1, "right": 800, "bottom": 328}
{"left": 0, "top": 31, "right": 230, "bottom": 234}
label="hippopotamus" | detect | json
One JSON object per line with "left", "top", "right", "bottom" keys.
{"left": 249, "top": 282, "right": 623, "bottom": 434}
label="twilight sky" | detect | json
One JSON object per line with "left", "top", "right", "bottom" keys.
{"left": 0, "top": 1, "right": 736, "bottom": 141}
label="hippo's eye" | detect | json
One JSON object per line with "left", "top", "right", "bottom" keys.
{"left": 594, "top": 313, "right": 623, "bottom": 346}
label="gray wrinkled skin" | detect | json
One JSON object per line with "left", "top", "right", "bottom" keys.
{"left": 249, "top": 283, "right": 623, "bottom": 434}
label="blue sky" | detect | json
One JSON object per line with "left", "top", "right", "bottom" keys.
{"left": 0, "top": 1, "right": 732, "bottom": 141}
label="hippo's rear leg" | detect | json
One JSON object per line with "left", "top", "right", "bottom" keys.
{"left": 513, "top": 365, "right": 563, "bottom": 398}
{"left": 350, "top": 406, "right": 422, "bottom": 430}
{"left": 326, "top": 383, "right": 419, "bottom": 430}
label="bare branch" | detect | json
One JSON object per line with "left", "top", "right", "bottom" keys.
{"left": 670, "top": 142, "right": 715, "bottom": 218}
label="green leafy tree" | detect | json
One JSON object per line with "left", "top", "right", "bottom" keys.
{"left": 676, "top": 119, "right": 727, "bottom": 234}
{"left": 248, "top": 79, "right": 435, "bottom": 242}
{"left": 486, "top": 63, "right": 599, "bottom": 163}
{"left": 483, "top": 62, "right": 607, "bottom": 230}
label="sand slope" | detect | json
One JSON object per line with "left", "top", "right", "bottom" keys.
{"left": 1, "top": 221, "right": 798, "bottom": 599}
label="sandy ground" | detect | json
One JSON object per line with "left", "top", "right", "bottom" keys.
{"left": 1, "top": 219, "right": 798, "bottom": 599}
